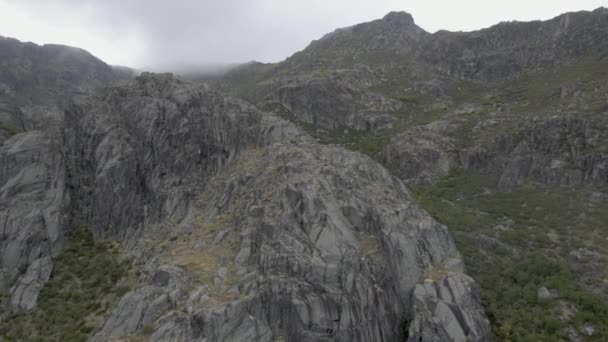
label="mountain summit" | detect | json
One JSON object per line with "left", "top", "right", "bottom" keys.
{"left": 209, "top": 8, "right": 608, "bottom": 340}
{"left": 382, "top": 11, "right": 418, "bottom": 28}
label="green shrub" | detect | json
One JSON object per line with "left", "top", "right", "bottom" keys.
{"left": 415, "top": 169, "right": 608, "bottom": 340}
{"left": 0, "top": 120, "right": 17, "bottom": 136}
{"left": 0, "top": 229, "right": 132, "bottom": 341}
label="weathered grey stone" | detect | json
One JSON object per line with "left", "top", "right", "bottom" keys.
{"left": 0, "top": 35, "right": 122, "bottom": 130}
{"left": 262, "top": 77, "right": 401, "bottom": 132}
{"left": 408, "top": 272, "right": 491, "bottom": 342}
{"left": 537, "top": 287, "right": 552, "bottom": 301}
{"left": 582, "top": 323, "right": 596, "bottom": 336}
{"left": 0, "top": 42, "right": 491, "bottom": 341}
{"left": 0, "top": 130, "right": 68, "bottom": 314}
{"left": 150, "top": 313, "right": 191, "bottom": 342}
{"left": 186, "top": 286, "right": 210, "bottom": 314}
{"left": 154, "top": 270, "right": 171, "bottom": 287}
{"left": 92, "top": 114, "right": 489, "bottom": 341}
{"left": 9, "top": 256, "right": 53, "bottom": 311}
{"left": 5, "top": 7, "right": 608, "bottom": 340}
{"left": 95, "top": 264, "right": 187, "bottom": 339}
{"left": 381, "top": 122, "right": 457, "bottom": 186}
{"left": 385, "top": 115, "right": 608, "bottom": 192}
{"left": 564, "top": 326, "right": 584, "bottom": 342}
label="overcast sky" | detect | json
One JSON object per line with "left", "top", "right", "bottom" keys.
{"left": 0, "top": 0, "right": 606, "bottom": 70}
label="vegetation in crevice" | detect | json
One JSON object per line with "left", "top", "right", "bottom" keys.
{"left": 157, "top": 210, "right": 241, "bottom": 308}
{"left": 266, "top": 101, "right": 408, "bottom": 161}
{"left": 0, "top": 120, "right": 17, "bottom": 136}
{"left": 0, "top": 229, "right": 133, "bottom": 342}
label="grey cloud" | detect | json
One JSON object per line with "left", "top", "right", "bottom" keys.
{"left": 14, "top": 0, "right": 597, "bottom": 71}
{"left": 8, "top": 0, "right": 406, "bottom": 70}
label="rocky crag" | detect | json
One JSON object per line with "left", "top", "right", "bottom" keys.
{"left": 0, "top": 38, "right": 489, "bottom": 341}
{"left": 3, "top": 7, "right": 608, "bottom": 341}
{"left": 207, "top": 8, "right": 608, "bottom": 341}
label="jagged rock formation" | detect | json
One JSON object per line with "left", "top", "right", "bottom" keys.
{"left": 408, "top": 272, "right": 487, "bottom": 341}
{"left": 0, "top": 37, "right": 138, "bottom": 318}
{"left": 0, "top": 38, "right": 131, "bottom": 317}
{"left": 206, "top": 7, "right": 608, "bottom": 341}
{"left": 0, "top": 35, "right": 125, "bottom": 133}
{"left": 466, "top": 116, "right": 608, "bottom": 190}
{"left": 261, "top": 76, "right": 401, "bottom": 131}
{"left": 380, "top": 114, "right": 608, "bottom": 189}
{"left": 1, "top": 129, "right": 67, "bottom": 312}
{"left": 63, "top": 73, "right": 269, "bottom": 244}
{"left": 210, "top": 8, "right": 608, "bottom": 133}
{"left": 4, "top": 6, "right": 608, "bottom": 341}
{"left": 0, "top": 40, "right": 490, "bottom": 341}
{"left": 91, "top": 113, "right": 490, "bottom": 340}
{"left": 420, "top": 7, "right": 608, "bottom": 81}
{"left": 380, "top": 121, "right": 456, "bottom": 187}
{"left": 212, "top": 6, "right": 608, "bottom": 191}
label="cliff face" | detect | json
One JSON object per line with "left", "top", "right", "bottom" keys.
{"left": 0, "top": 38, "right": 489, "bottom": 341}
{"left": 0, "top": 128, "right": 67, "bottom": 312}
{"left": 204, "top": 8, "right": 608, "bottom": 170}
{"left": 207, "top": 7, "right": 608, "bottom": 341}
{"left": 87, "top": 89, "right": 489, "bottom": 340}
{"left": 0, "top": 36, "right": 123, "bottom": 137}
{"left": 420, "top": 7, "right": 608, "bottom": 81}
{"left": 210, "top": 7, "right": 608, "bottom": 192}
{"left": 3, "top": 7, "right": 607, "bottom": 341}
{"left": 0, "top": 37, "right": 122, "bottom": 315}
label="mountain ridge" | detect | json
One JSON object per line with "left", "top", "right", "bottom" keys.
{"left": 207, "top": 7, "right": 608, "bottom": 341}
{"left": 1, "top": 7, "right": 608, "bottom": 341}
{"left": 0, "top": 33, "right": 490, "bottom": 341}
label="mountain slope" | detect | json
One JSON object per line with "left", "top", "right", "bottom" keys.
{"left": 0, "top": 36, "right": 131, "bottom": 142}
{"left": 207, "top": 8, "right": 608, "bottom": 156}
{"left": 210, "top": 7, "right": 608, "bottom": 341}
{"left": 2, "top": 7, "right": 607, "bottom": 341}
{"left": 0, "top": 46, "right": 489, "bottom": 341}
{"left": 0, "top": 38, "right": 135, "bottom": 321}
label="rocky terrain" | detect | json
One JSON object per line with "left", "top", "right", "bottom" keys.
{"left": 0, "top": 35, "right": 134, "bottom": 142}
{"left": 206, "top": 7, "right": 608, "bottom": 341}
{"left": 0, "top": 38, "right": 489, "bottom": 341}
{"left": 1, "top": 6, "right": 607, "bottom": 342}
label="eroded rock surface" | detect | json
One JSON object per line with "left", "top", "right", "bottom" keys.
{"left": 93, "top": 124, "right": 489, "bottom": 341}
{"left": 0, "top": 15, "right": 500, "bottom": 340}
{"left": 0, "top": 130, "right": 67, "bottom": 314}
{"left": 0, "top": 68, "right": 488, "bottom": 340}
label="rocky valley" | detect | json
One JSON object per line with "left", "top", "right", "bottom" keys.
{"left": 0, "top": 7, "right": 607, "bottom": 342}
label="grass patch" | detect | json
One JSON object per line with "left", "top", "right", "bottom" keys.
{"left": 161, "top": 211, "right": 241, "bottom": 308}
{"left": 415, "top": 169, "right": 608, "bottom": 340}
{"left": 0, "top": 229, "right": 133, "bottom": 342}
{"left": 358, "top": 233, "right": 383, "bottom": 262}
{"left": 0, "top": 120, "right": 17, "bottom": 136}
{"left": 503, "top": 56, "right": 608, "bottom": 112}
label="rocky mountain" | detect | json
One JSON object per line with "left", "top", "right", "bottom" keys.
{"left": 0, "top": 37, "right": 130, "bottom": 313}
{"left": 0, "top": 35, "right": 134, "bottom": 144}
{"left": 211, "top": 8, "right": 608, "bottom": 130}
{"left": 1, "top": 6, "right": 607, "bottom": 342}
{"left": 207, "top": 7, "right": 608, "bottom": 341}
{"left": 0, "top": 38, "right": 489, "bottom": 341}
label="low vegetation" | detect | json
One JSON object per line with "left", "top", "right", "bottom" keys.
{"left": 267, "top": 101, "right": 391, "bottom": 157}
{"left": 0, "top": 229, "right": 133, "bottom": 342}
{"left": 267, "top": 54, "right": 608, "bottom": 341}
{"left": 415, "top": 169, "right": 608, "bottom": 341}
{"left": 0, "top": 120, "right": 17, "bottom": 136}
{"left": 158, "top": 211, "right": 240, "bottom": 308}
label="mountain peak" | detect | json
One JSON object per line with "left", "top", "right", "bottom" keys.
{"left": 382, "top": 11, "right": 416, "bottom": 27}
